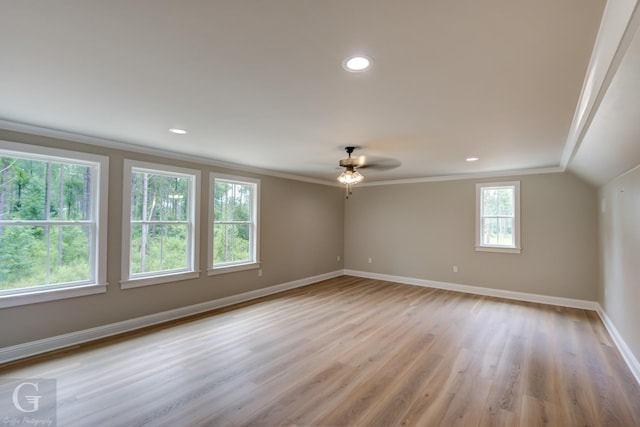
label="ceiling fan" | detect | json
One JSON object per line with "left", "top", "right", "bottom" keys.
{"left": 337, "top": 146, "right": 400, "bottom": 198}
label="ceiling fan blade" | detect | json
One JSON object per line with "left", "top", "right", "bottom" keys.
{"left": 339, "top": 155, "right": 367, "bottom": 168}
{"left": 336, "top": 147, "right": 401, "bottom": 173}
{"left": 357, "top": 155, "right": 401, "bottom": 170}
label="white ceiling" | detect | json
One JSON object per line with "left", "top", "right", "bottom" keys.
{"left": 1, "top": 0, "right": 638, "bottom": 186}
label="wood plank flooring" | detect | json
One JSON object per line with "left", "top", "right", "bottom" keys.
{"left": 1, "top": 276, "right": 639, "bottom": 426}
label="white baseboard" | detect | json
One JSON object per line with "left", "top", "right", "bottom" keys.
{"left": 0, "top": 270, "right": 343, "bottom": 364}
{"left": 344, "top": 269, "right": 599, "bottom": 310}
{"left": 596, "top": 304, "right": 640, "bottom": 386}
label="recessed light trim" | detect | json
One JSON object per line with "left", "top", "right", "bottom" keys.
{"left": 343, "top": 55, "right": 372, "bottom": 72}
{"left": 466, "top": 157, "right": 479, "bottom": 162}
{"left": 169, "top": 128, "right": 188, "bottom": 135}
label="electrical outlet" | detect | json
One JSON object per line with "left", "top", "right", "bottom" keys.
{"left": 453, "top": 265, "right": 458, "bottom": 273}
{"left": 258, "top": 269, "right": 262, "bottom": 277}
{"left": 368, "top": 257, "right": 372, "bottom": 263}
{"left": 337, "top": 255, "right": 341, "bottom": 262}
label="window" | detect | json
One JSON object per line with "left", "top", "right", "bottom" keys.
{"left": 209, "top": 173, "right": 260, "bottom": 274}
{"left": 121, "top": 160, "right": 200, "bottom": 288}
{"left": 0, "top": 140, "right": 108, "bottom": 308}
{"left": 476, "top": 181, "right": 521, "bottom": 254}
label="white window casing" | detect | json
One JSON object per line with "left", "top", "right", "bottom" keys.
{"left": 121, "top": 159, "right": 200, "bottom": 289}
{"left": 208, "top": 173, "right": 260, "bottom": 275}
{"left": 0, "top": 140, "right": 109, "bottom": 308}
{"left": 475, "top": 181, "right": 521, "bottom": 254}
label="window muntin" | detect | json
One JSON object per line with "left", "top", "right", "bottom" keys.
{"left": 209, "top": 174, "right": 260, "bottom": 273}
{"left": 476, "top": 181, "right": 521, "bottom": 253}
{"left": 0, "top": 141, "right": 107, "bottom": 304}
{"left": 122, "top": 160, "right": 200, "bottom": 287}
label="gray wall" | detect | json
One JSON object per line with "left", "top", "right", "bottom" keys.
{"left": 0, "top": 128, "right": 604, "bottom": 351}
{"left": 599, "top": 165, "right": 640, "bottom": 367}
{"left": 344, "top": 172, "right": 599, "bottom": 300}
{"left": 0, "top": 129, "right": 345, "bottom": 347}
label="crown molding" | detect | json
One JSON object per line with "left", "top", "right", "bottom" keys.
{"left": 0, "top": 119, "right": 332, "bottom": 187}
{"left": 358, "top": 166, "right": 565, "bottom": 187}
{"left": 1, "top": 119, "right": 568, "bottom": 189}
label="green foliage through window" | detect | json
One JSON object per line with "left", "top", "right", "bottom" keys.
{"left": 213, "top": 179, "right": 255, "bottom": 266}
{"left": 480, "top": 186, "right": 515, "bottom": 247}
{"left": 0, "top": 155, "right": 95, "bottom": 291}
{"left": 129, "top": 169, "right": 192, "bottom": 277}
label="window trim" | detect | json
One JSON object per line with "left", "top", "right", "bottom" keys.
{"left": 475, "top": 181, "right": 521, "bottom": 254}
{"left": 0, "top": 140, "right": 109, "bottom": 308}
{"left": 208, "top": 173, "right": 260, "bottom": 275}
{"left": 121, "top": 159, "right": 201, "bottom": 289}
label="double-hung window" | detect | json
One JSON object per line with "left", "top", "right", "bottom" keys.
{"left": 476, "top": 181, "right": 521, "bottom": 254}
{"left": 121, "top": 160, "right": 200, "bottom": 288}
{"left": 209, "top": 173, "right": 260, "bottom": 274}
{"left": 0, "top": 140, "right": 108, "bottom": 308}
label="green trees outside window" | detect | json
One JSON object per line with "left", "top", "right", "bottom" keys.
{"left": 0, "top": 155, "right": 95, "bottom": 291}
{"left": 476, "top": 181, "right": 521, "bottom": 253}
{"left": 480, "top": 186, "right": 515, "bottom": 246}
{"left": 213, "top": 179, "right": 255, "bottom": 267}
{"left": 129, "top": 169, "right": 192, "bottom": 277}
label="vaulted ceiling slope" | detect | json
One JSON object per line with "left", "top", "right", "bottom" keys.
{"left": 0, "top": 1, "right": 637, "bottom": 186}
{"left": 567, "top": 0, "right": 640, "bottom": 186}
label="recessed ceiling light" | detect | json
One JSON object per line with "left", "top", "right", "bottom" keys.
{"left": 169, "top": 128, "right": 187, "bottom": 135}
{"left": 342, "top": 56, "right": 372, "bottom": 72}
{"left": 466, "top": 157, "right": 479, "bottom": 162}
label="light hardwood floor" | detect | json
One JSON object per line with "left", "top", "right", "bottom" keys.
{"left": 1, "top": 276, "right": 639, "bottom": 426}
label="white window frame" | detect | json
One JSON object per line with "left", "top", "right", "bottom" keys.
{"left": 121, "top": 160, "right": 200, "bottom": 289}
{"left": 208, "top": 173, "right": 260, "bottom": 275}
{"left": 475, "top": 181, "right": 521, "bottom": 254}
{"left": 0, "top": 140, "right": 108, "bottom": 308}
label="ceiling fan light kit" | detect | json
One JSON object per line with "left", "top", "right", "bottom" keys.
{"left": 337, "top": 167, "right": 364, "bottom": 185}
{"left": 337, "top": 169, "right": 364, "bottom": 185}
{"left": 338, "top": 146, "right": 365, "bottom": 199}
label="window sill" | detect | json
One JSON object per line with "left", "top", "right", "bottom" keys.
{"left": 0, "top": 283, "right": 108, "bottom": 308}
{"left": 475, "top": 246, "right": 522, "bottom": 254}
{"left": 120, "top": 271, "right": 200, "bottom": 290}
{"left": 208, "top": 262, "right": 261, "bottom": 276}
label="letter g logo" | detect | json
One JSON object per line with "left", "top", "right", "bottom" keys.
{"left": 12, "top": 381, "right": 42, "bottom": 413}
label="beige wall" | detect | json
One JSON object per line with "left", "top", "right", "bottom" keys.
{"left": 0, "top": 127, "right": 604, "bottom": 350}
{"left": 0, "top": 129, "right": 345, "bottom": 347}
{"left": 344, "top": 172, "right": 598, "bottom": 300}
{"left": 599, "top": 165, "right": 640, "bottom": 366}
